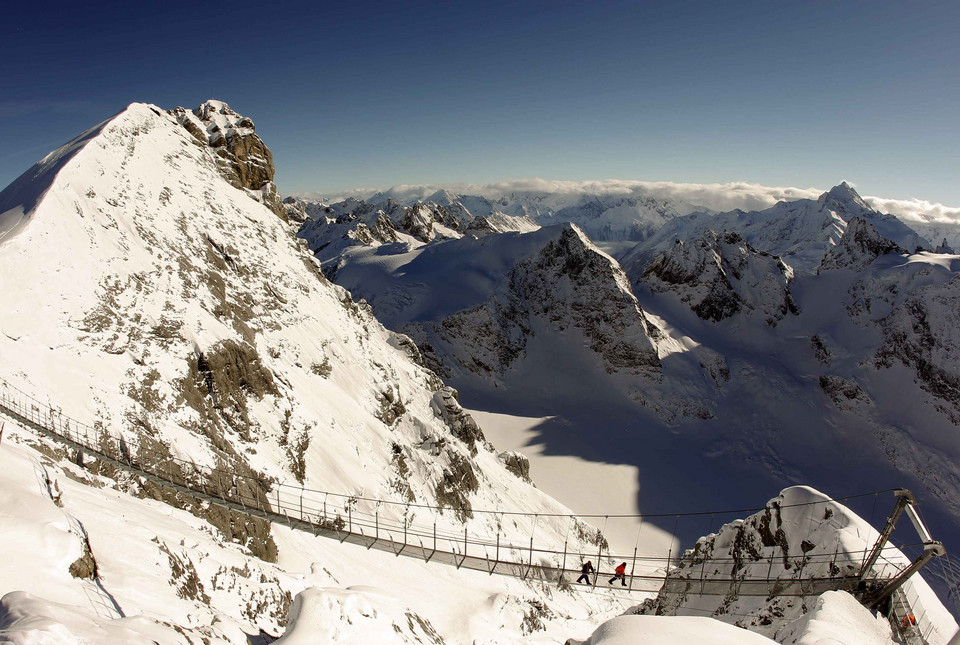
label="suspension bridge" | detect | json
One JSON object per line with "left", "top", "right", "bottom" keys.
{"left": 0, "top": 375, "right": 955, "bottom": 644}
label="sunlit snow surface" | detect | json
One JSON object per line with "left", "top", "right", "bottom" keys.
{"left": 2, "top": 101, "right": 960, "bottom": 643}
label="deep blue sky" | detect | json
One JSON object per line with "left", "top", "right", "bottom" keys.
{"left": 2, "top": 0, "right": 958, "bottom": 203}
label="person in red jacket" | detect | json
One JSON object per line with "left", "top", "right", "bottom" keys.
{"left": 609, "top": 562, "right": 627, "bottom": 586}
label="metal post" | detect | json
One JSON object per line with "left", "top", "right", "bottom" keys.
{"left": 348, "top": 504, "right": 352, "bottom": 534}
{"left": 629, "top": 547, "right": 638, "bottom": 591}
{"left": 300, "top": 488, "right": 304, "bottom": 521}
{"left": 528, "top": 514, "right": 538, "bottom": 573}
{"left": 595, "top": 516, "right": 606, "bottom": 584}
{"left": 860, "top": 491, "right": 914, "bottom": 581}
{"left": 560, "top": 516, "right": 570, "bottom": 583}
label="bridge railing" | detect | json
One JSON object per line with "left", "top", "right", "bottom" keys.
{"left": 0, "top": 375, "right": 912, "bottom": 597}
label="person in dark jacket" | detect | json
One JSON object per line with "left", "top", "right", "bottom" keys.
{"left": 576, "top": 561, "right": 594, "bottom": 585}
{"left": 609, "top": 562, "right": 627, "bottom": 586}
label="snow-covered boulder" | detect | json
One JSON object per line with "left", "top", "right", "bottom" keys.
{"left": 776, "top": 590, "right": 894, "bottom": 645}
{"left": 568, "top": 614, "right": 778, "bottom": 645}
{"left": 274, "top": 587, "right": 444, "bottom": 645}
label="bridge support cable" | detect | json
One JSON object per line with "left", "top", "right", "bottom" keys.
{"left": 855, "top": 489, "right": 947, "bottom": 623}
{"left": 0, "top": 375, "right": 941, "bottom": 606}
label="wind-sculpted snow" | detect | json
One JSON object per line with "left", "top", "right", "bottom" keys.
{"left": 637, "top": 230, "right": 799, "bottom": 326}
{"left": 0, "top": 115, "right": 113, "bottom": 245}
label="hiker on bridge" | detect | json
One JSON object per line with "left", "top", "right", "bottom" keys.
{"left": 576, "top": 561, "right": 594, "bottom": 585}
{"left": 609, "top": 562, "right": 627, "bottom": 586}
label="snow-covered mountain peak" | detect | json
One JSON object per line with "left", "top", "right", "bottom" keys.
{"left": 0, "top": 100, "right": 619, "bottom": 640}
{"left": 823, "top": 181, "right": 870, "bottom": 211}
{"left": 819, "top": 216, "right": 907, "bottom": 272}
{"left": 168, "top": 100, "right": 285, "bottom": 220}
{"left": 194, "top": 99, "right": 256, "bottom": 137}
{"left": 634, "top": 486, "right": 958, "bottom": 643}
{"left": 425, "top": 188, "right": 459, "bottom": 206}
{"left": 638, "top": 229, "right": 799, "bottom": 326}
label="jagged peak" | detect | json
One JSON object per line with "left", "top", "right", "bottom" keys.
{"left": 194, "top": 99, "right": 253, "bottom": 130}
{"left": 425, "top": 188, "right": 459, "bottom": 206}
{"left": 819, "top": 181, "right": 871, "bottom": 213}
{"left": 819, "top": 216, "right": 906, "bottom": 272}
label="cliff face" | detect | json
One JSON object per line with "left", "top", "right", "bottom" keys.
{"left": 171, "top": 100, "right": 287, "bottom": 221}
{"left": 819, "top": 217, "right": 906, "bottom": 273}
{"left": 639, "top": 230, "right": 798, "bottom": 326}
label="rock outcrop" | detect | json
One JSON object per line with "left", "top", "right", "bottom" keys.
{"left": 171, "top": 100, "right": 286, "bottom": 221}
{"left": 641, "top": 230, "right": 798, "bottom": 325}
{"left": 819, "top": 217, "right": 905, "bottom": 272}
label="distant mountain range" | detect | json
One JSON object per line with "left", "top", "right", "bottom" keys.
{"left": 296, "top": 178, "right": 960, "bottom": 596}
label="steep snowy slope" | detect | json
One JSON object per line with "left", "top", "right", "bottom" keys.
{"left": 325, "top": 224, "right": 728, "bottom": 425}
{"left": 0, "top": 101, "right": 619, "bottom": 641}
{"left": 0, "top": 427, "right": 632, "bottom": 644}
{"left": 315, "top": 195, "right": 960, "bottom": 614}
{"left": 625, "top": 183, "right": 928, "bottom": 273}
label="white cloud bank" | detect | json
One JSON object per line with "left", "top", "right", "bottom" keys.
{"left": 296, "top": 179, "right": 960, "bottom": 224}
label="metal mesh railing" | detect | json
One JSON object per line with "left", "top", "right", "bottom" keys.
{"left": 0, "top": 375, "right": 917, "bottom": 600}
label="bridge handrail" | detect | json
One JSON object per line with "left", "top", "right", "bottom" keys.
{"left": 0, "top": 375, "right": 914, "bottom": 599}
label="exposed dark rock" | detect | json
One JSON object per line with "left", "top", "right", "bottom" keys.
{"left": 435, "top": 452, "right": 479, "bottom": 521}
{"left": 376, "top": 385, "right": 406, "bottom": 426}
{"left": 819, "top": 217, "right": 906, "bottom": 272}
{"left": 642, "top": 230, "right": 798, "bottom": 326}
{"left": 170, "top": 100, "right": 286, "bottom": 222}
{"left": 819, "top": 375, "right": 871, "bottom": 409}
{"left": 499, "top": 451, "right": 531, "bottom": 482}
{"left": 431, "top": 387, "right": 485, "bottom": 454}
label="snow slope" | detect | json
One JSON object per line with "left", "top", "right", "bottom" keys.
{"left": 0, "top": 100, "right": 630, "bottom": 642}
{"left": 315, "top": 189, "right": 960, "bottom": 617}
{"left": 0, "top": 427, "right": 631, "bottom": 644}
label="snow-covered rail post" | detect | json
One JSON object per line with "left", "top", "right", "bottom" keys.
{"left": 560, "top": 515, "right": 570, "bottom": 583}
{"left": 595, "top": 516, "right": 607, "bottom": 583}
